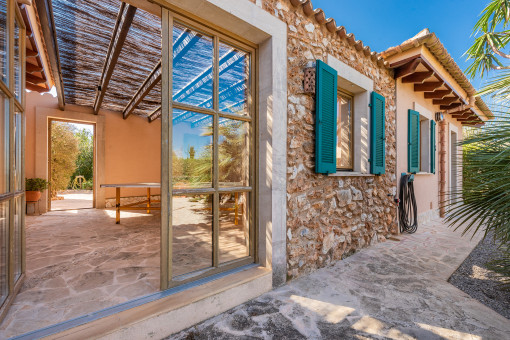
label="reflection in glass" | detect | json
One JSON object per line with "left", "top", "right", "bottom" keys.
{"left": 14, "top": 110, "right": 21, "bottom": 191}
{"left": 0, "top": 0, "right": 7, "bottom": 84}
{"left": 14, "top": 196, "right": 21, "bottom": 282}
{"left": 172, "top": 194, "right": 212, "bottom": 277}
{"left": 336, "top": 93, "right": 353, "bottom": 170}
{"left": 172, "top": 22, "right": 213, "bottom": 108}
{"left": 0, "top": 94, "right": 8, "bottom": 194}
{"left": 172, "top": 109, "right": 212, "bottom": 189}
{"left": 219, "top": 192, "right": 249, "bottom": 263}
{"left": 14, "top": 18, "right": 20, "bottom": 100}
{"left": 219, "top": 119, "right": 249, "bottom": 187}
{"left": 218, "top": 42, "right": 249, "bottom": 115}
{"left": 0, "top": 200, "right": 8, "bottom": 306}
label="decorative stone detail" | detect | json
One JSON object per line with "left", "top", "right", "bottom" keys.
{"left": 303, "top": 67, "right": 316, "bottom": 94}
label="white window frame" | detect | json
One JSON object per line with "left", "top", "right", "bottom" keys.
{"left": 326, "top": 54, "right": 374, "bottom": 176}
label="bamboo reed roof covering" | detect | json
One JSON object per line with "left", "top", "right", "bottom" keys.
{"left": 53, "top": 0, "right": 162, "bottom": 116}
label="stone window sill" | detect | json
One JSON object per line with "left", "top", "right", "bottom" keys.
{"left": 328, "top": 172, "right": 374, "bottom": 177}
{"left": 414, "top": 172, "right": 434, "bottom": 176}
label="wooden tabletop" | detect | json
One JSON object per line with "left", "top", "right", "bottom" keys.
{"left": 100, "top": 183, "right": 161, "bottom": 188}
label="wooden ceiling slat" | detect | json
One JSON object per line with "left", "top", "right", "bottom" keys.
{"left": 148, "top": 106, "right": 161, "bottom": 123}
{"left": 402, "top": 71, "right": 434, "bottom": 84}
{"left": 433, "top": 96, "right": 459, "bottom": 105}
{"left": 414, "top": 82, "right": 443, "bottom": 92}
{"left": 26, "top": 73, "right": 46, "bottom": 85}
{"left": 424, "top": 89, "right": 452, "bottom": 99}
{"left": 394, "top": 57, "right": 422, "bottom": 79}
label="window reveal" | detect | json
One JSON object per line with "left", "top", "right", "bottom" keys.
{"left": 336, "top": 91, "right": 353, "bottom": 170}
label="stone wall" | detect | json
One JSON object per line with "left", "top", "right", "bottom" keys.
{"left": 251, "top": 0, "right": 398, "bottom": 280}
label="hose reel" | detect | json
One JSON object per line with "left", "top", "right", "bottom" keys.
{"left": 398, "top": 173, "right": 418, "bottom": 233}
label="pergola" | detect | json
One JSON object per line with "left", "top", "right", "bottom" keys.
{"left": 26, "top": 0, "right": 247, "bottom": 124}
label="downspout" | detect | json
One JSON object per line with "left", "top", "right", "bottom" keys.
{"left": 438, "top": 119, "right": 447, "bottom": 217}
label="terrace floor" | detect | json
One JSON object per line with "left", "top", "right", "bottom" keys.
{"left": 0, "top": 196, "right": 248, "bottom": 338}
{"left": 172, "top": 217, "right": 510, "bottom": 339}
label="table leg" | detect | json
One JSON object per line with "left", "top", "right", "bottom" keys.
{"left": 234, "top": 192, "right": 238, "bottom": 225}
{"left": 116, "top": 187, "right": 120, "bottom": 224}
{"left": 147, "top": 188, "right": 151, "bottom": 213}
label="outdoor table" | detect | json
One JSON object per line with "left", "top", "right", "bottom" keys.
{"left": 100, "top": 183, "right": 160, "bottom": 224}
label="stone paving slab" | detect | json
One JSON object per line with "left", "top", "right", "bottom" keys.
{"left": 171, "top": 217, "right": 510, "bottom": 339}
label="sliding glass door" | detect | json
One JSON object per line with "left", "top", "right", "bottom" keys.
{"left": 0, "top": 0, "right": 25, "bottom": 321}
{"left": 160, "top": 8, "right": 256, "bottom": 289}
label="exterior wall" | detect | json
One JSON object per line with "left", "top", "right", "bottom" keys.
{"left": 251, "top": 1, "right": 398, "bottom": 280}
{"left": 25, "top": 91, "right": 161, "bottom": 212}
{"left": 395, "top": 77, "right": 464, "bottom": 223}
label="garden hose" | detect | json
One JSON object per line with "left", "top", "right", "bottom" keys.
{"left": 399, "top": 173, "right": 418, "bottom": 233}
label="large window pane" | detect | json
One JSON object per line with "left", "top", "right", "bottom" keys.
{"left": 219, "top": 192, "right": 249, "bottom": 263}
{"left": 172, "top": 23, "right": 213, "bottom": 108}
{"left": 336, "top": 93, "right": 353, "bottom": 170}
{"left": 0, "top": 94, "right": 8, "bottom": 194}
{"left": 14, "top": 109, "right": 21, "bottom": 191}
{"left": 172, "top": 194, "right": 212, "bottom": 278}
{"left": 172, "top": 109, "right": 212, "bottom": 189}
{"left": 0, "top": 0, "right": 7, "bottom": 85}
{"left": 14, "top": 17, "right": 20, "bottom": 100}
{"left": 14, "top": 196, "right": 21, "bottom": 282}
{"left": 218, "top": 42, "right": 249, "bottom": 116}
{"left": 219, "top": 118, "right": 249, "bottom": 187}
{"left": 0, "top": 200, "right": 8, "bottom": 306}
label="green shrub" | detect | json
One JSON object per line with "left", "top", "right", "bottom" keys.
{"left": 82, "top": 180, "right": 93, "bottom": 190}
{"left": 26, "top": 178, "right": 49, "bottom": 192}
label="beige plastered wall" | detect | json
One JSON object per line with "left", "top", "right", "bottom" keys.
{"left": 25, "top": 91, "right": 161, "bottom": 213}
{"left": 396, "top": 76, "right": 464, "bottom": 223}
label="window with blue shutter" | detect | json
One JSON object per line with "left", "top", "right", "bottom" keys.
{"left": 408, "top": 109, "right": 420, "bottom": 173}
{"left": 430, "top": 120, "right": 436, "bottom": 174}
{"left": 315, "top": 60, "right": 338, "bottom": 174}
{"left": 370, "top": 92, "right": 386, "bottom": 175}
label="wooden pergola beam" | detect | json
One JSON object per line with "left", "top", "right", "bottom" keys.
{"left": 123, "top": 60, "right": 161, "bottom": 119}
{"left": 34, "top": 0, "right": 65, "bottom": 109}
{"left": 441, "top": 103, "right": 464, "bottom": 112}
{"left": 93, "top": 2, "right": 137, "bottom": 114}
{"left": 394, "top": 57, "right": 422, "bottom": 79}
{"left": 402, "top": 71, "right": 434, "bottom": 84}
{"left": 148, "top": 106, "right": 161, "bottom": 123}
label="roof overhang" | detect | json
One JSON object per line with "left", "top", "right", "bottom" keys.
{"left": 385, "top": 47, "right": 489, "bottom": 126}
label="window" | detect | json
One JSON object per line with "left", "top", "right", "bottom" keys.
{"left": 336, "top": 90, "right": 353, "bottom": 170}
{"left": 408, "top": 109, "right": 434, "bottom": 173}
{"left": 163, "top": 16, "right": 255, "bottom": 287}
{"left": 0, "top": 1, "right": 26, "bottom": 315}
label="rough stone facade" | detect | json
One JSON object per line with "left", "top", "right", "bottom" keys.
{"left": 251, "top": 0, "right": 398, "bottom": 280}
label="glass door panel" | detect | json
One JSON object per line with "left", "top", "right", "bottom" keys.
{"left": 162, "top": 11, "right": 255, "bottom": 288}
{"left": 13, "top": 196, "right": 21, "bottom": 282}
{"left": 0, "top": 93, "right": 7, "bottom": 194}
{"left": 0, "top": 200, "right": 8, "bottom": 307}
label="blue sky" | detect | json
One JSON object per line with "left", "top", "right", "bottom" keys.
{"left": 310, "top": 0, "right": 488, "bottom": 89}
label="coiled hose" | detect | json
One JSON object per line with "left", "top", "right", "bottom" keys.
{"left": 399, "top": 173, "right": 418, "bottom": 233}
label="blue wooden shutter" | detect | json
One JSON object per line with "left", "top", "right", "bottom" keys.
{"left": 315, "top": 60, "right": 338, "bottom": 174}
{"left": 430, "top": 120, "right": 436, "bottom": 174}
{"left": 370, "top": 92, "right": 386, "bottom": 175}
{"left": 408, "top": 109, "right": 420, "bottom": 173}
